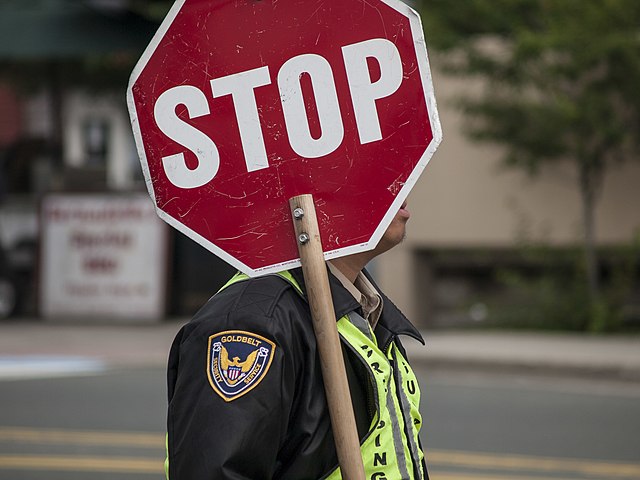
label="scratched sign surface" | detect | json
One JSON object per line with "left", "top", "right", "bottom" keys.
{"left": 127, "top": 0, "right": 441, "bottom": 276}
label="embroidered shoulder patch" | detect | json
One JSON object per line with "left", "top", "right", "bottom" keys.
{"left": 207, "top": 330, "right": 276, "bottom": 402}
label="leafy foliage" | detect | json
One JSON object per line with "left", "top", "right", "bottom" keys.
{"left": 420, "top": 0, "right": 640, "bottom": 172}
{"left": 487, "top": 238, "right": 639, "bottom": 332}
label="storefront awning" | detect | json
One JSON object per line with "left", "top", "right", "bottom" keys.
{"left": 0, "top": 0, "right": 157, "bottom": 59}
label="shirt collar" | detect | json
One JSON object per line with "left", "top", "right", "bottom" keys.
{"left": 327, "top": 262, "right": 382, "bottom": 329}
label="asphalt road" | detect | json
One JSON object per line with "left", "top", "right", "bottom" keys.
{"left": 1, "top": 365, "right": 639, "bottom": 480}
{"left": 419, "top": 367, "right": 640, "bottom": 480}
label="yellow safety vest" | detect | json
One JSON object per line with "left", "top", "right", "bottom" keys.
{"left": 324, "top": 315, "right": 424, "bottom": 480}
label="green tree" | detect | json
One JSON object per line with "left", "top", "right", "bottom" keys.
{"left": 418, "top": 0, "right": 640, "bottom": 326}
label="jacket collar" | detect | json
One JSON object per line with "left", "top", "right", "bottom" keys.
{"left": 289, "top": 267, "right": 360, "bottom": 319}
{"left": 362, "top": 269, "right": 425, "bottom": 346}
{"left": 289, "top": 267, "right": 424, "bottom": 346}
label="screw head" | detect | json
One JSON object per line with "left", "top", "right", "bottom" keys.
{"left": 293, "top": 207, "right": 305, "bottom": 219}
{"left": 298, "top": 233, "right": 310, "bottom": 244}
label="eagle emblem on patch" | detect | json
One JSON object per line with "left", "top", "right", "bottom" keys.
{"left": 207, "top": 330, "right": 276, "bottom": 402}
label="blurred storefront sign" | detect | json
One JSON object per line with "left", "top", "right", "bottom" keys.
{"left": 39, "top": 194, "right": 168, "bottom": 321}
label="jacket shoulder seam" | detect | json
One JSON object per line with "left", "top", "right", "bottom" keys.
{"left": 229, "top": 275, "right": 299, "bottom": 319}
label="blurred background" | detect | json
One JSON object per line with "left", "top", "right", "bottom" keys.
{"left": 0, "top": 0, "right": 638, "bottom": 479}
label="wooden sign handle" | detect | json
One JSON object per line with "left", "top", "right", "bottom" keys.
{"left": 289, "top": 194, "right": 365, "bottom": 480}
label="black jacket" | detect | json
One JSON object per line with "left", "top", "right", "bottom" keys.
{"left": 167, "top": 268, "right": 424, "bottom": 479}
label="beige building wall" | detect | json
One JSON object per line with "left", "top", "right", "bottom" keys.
{"left": 376, "top": 66, "right": 640, "bottom": 325}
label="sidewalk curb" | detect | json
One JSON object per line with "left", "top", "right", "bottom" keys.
{"left": 1, "top": 322, "right": 639, "bottom": 383}
{"left": 403, "top": 330, "right": 640, "bottom": 383}
{"left": 409, "top": 355, "right": 640, "bottom": 383}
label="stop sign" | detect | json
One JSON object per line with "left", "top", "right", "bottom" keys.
{"left": 128, "top": 0, "right": 441, "bottom": 276}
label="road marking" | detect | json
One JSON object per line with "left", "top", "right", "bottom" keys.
{"left": 0, "top": 454, "right": 162, "bottom": 474}
{"left": 0, "top": 427, "right": 163, "bottom": 448}
{"left": 429, "top": 449, "right": 640, "bottom": 478}
{"left": 431, "top": 473, "right": 583, "bottom": 480}
{"left": 1, "top": 427, "right": 640, "bottom": 478}
{"left": 0, "top": 356, "right": 106, "bottom": 380}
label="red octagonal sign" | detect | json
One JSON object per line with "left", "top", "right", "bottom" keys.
{"left": 128, "top": 0, "right": 441, "bottom": 276}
